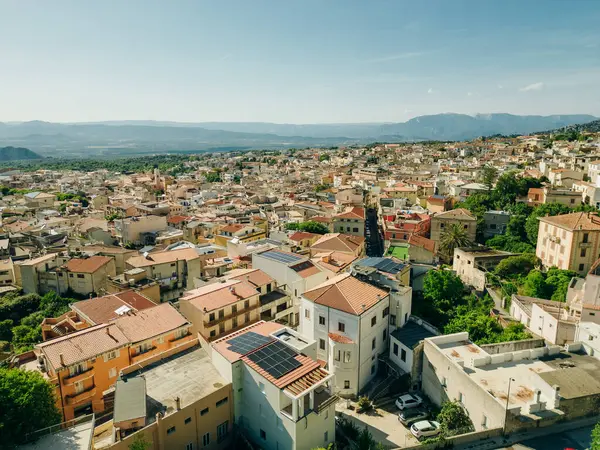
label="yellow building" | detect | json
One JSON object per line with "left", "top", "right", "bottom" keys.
{"left": 537, "top": 212, "right": 600, "bottom": 275}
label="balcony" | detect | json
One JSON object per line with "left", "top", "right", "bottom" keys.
{"left": 63, "top": 367, "right": 94, "bottom": 386}
{"left": 168, "top": 331, "right": 194, "bottom": 345}
{"left": 259, "top": 289, "right": 289, "bottom": 310}
{"left": 281, "top": 389, "right": 338, "bottom": 422}
{"left": 580, "top": 242, "right": 592, "bottom": 249}
{"left": 66, "top": 386, "right": 96, "bottom": 405}
{"left": 131, "top": 346, "right": 157, "bottom": 364}
{"left": 204, "top": 305, "right": 257, "bottom": 327}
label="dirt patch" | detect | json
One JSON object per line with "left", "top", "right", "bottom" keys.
{"left": 451, "top": 350, "right": 460, "bottom": 358}
{"left": 515, "top": 385, "right": 534, "bottom": 401}
{"left": 466, "top": 344, "right": 480, "bottom": 354}
{"left": 480, "top": 379, "right": 488, "bottom": 386}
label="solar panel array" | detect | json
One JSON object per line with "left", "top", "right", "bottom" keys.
{"left": 361, "top": 257, "right": 405, "bottom": 274}
{"left": 247, "top": 341, "right": 301, "bottom": 379}
{"left": 261, "top": 250, "right": 303, "bottom": 264}
{"left": 226, "top": 331, "right": 274, "bottom": 355}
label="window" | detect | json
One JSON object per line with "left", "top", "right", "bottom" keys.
{"left": 319, "top": 316, "right": 325, "bottom": 326}
{"left": 232, "top": 317, "right": 238, "bottom": 328}
{"left": 218, "top": 309, "right": 225, "bottom": 319}
{"left": 482, "top": 415, "right": 488, "bottom": 429}
{"left": 232, "top": 304, "right": 237, "bottom": 314}
{"left": 186, "top": 443, "right": 194, "bottom": 450}
{"left": 371, "top": 337, "right": 376, "bottom": 350}
{"left": 245, "top": 313, "right": 250, "bottom": 323}
{"left": 579, "top": 264, "right": 585, "bottom": 271}
{"left": 581, "top": 248, "right": 587, "bottom": 258}
{"left": 210, "top": 330, "right": 216, "bottom": 338}
{"left": 216, "top": 397, "right": 228, "bottom": 407}
{"left": 217, "top": 421, "right": 229, "bottom": 443}
{"left": 334, "top": 350, "right": 341, "bottom": 361}
{"left": 202, "top": 433, "right": 210, "bottom": 446}
{"left": 338, "top": 322, "right": 345, "bottom": 332}
{"left": 324, "top": 431, "right": 329, "bottom": 443}
{"left": 383, "top": 307, "right": 389, "bottom": 318}
{"left": 219, "top": 323, "right": 225, "bottom": 333}
{"left": 201, "top": 407, "right": 209, "bottom": 416}
{"left": 69, "top": 273, "right": 74, "bottom": 278}
{"left": 459, "top": 392, "right": 464, "bottom": 404}
{"left": 244, "top": 300, "right": 250, "bottom": 309}
{"left": 305, "top": 309, "right": 310, "bottom": 319}
{"left": 344, "top": 351, "right": 351, "bottom": 363}
{"left": 209, "top": 312, "right": 215, "bottom": 322}
{"left": 401, "top": 349, "right": 407, "bottom": 362}
{"left": 108, "top": 367, "right": 117, "bottom": 378}
{"left": 490, "top": 223, "right": 496, "bottom": 229}
{"left": 185, "top": 417, "right": 192, "bottom": 424}
{"left": 76, "top": 273, "right": 85, "bottom": 279}
{"left": 104, "top": 350, "right": 118, "bottom": 362}
{"left": 344, "top": 380, "right": 350, "bottom": 389}
{"left": 319, "top": 339, "right": 325, "bottom": 350}
{"left": 371, "top": 316, "right": 377, "bottom": 327}
{"left": 167, "top": 426, "right": 176, "bottom": 435}
{"left": 583, "top": 233, "right": 590, "bottom": 243}
{"left": 260, "top": 429, "right": 266, "bottom": 441}
{"left": 393, "top": 343, "right": 399, "bottom": 355}
{"left": 69, "top": 362, "right": 87, "bottom": 377}
{"left": 353, "top": 228, "right": 358, "bottom": 233}
{"left": 382, "top": 329, "right": 387, "bottom": 341}
{"left": 170, "top": 263, "right": 176, "bottom": 267}
{"left": 390, "top": 315, "right": 396, "bottom": 326}
{"left": 441, "top": 377, "right": 447, "bottom": 387}
{"left": 464, "top": 224, "right": 468, "bottom": 229}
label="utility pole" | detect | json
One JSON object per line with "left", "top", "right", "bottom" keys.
{"left": 503, "top": 377, "right": 515, "bottom": 436}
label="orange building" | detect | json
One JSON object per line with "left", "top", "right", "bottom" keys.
{"left": 23, "top": 302, "right": 194, "bottom": 421}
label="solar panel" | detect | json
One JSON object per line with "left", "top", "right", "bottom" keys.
{"left": 226, "top": 331, "right": 274, "bottom": 355}
{"left": 247, "top": 341, "right": 301, "bottom": 379}
{"left": 262, "top": 250, "right": 303, "bottom": 264}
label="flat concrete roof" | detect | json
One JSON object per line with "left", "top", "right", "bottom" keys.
{"left": 125, "top": 346, "right": 227, "bottom": 419}
{"left": 18, "top": 418, "right": 94, "bottom": 450}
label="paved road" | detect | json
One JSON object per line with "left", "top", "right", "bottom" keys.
{"left": 503, "top": 424, "right": 593, "bottom": 450}
{"left": 365, "top": 207, "right": 384, "bottom": 257}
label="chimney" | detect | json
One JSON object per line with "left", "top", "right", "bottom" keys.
{"left": 59, "top": 353, "right": 65, "bottom": 366}
{"left": 175, "top": 396, "right": 181, "bottom": 411}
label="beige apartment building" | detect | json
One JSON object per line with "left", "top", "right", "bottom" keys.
{"left": 58, "top": 256, "right": 117, "bottom": 296}
{"left": 179, "top": 278, "right": 261, "bottom": 342}
{"left": 114, "top": 215, "right": 168, "bottom": 246}
{"left": 430, "top": 208, "right": 477, "bottom": 244}
{"left": 126, "top": 248, "right": 203, "bottom": 301}
{"left": 94, "top": 346, "right": 233, "bottom": 450}
{"left": 536, "top": 212, "right": 600, "bottom": 275}
{"left": 332, "top": 207, "right": 365, "bottom": 237}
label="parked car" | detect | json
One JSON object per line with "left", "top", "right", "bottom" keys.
{"left": 398, "top": 408, "right": 429, "bottom": 426}
{"left": 410, "top": 420, "right": 441, "bottom": 440}
{"left": 395, "top": 393, "right": 423, "bottom": 410}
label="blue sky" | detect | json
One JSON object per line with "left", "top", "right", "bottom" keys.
{"left": 1, "top": 0, "right": 599, "bottom": 123}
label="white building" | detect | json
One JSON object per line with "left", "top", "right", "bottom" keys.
{"left": 299, "top": 273, "right": 390, "bottom": 396}
{"left": 252, "top": 249, "right": 328, "bottom": 304}
{"left": 211, "top": 321, "right": 336, "bottom": 450}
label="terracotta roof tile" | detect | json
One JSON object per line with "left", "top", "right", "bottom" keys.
{"left": 126, "top": 248, "right": 200, "bottom": 268}
{"left": 65, "top": 256, "right": 113, "bottom": 273}
{"left": 539, "top": 212, "right": 600, "bottom": 231}
{"left": 434, "top": 208, "right": 476, "bottom": 221}
{"left": 211, "top": 320, "right": 285, "bottom": 362}
{"left": 328, "top": 332, "right": 353, "bottom": 344}
{"left": 181, "top": 279, "right": 259, "bottom": 312}
{"left": 334, "top": 206, "right": 365, "bottom": 220}
{"left": 303, "top": 273, "right": 388, "bottom": 315}
{"left": 72, "top": 291, "right": 156, "bottom": 325}
{"left": 113, "top": 302, "right": 189, "bottom": 343}
{"left": 311, "top": 233, "right": 364, "bottom": 253}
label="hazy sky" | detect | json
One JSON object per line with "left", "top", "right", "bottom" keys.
{"left": 1, "top": 0, "right": 599, "bottom": 123}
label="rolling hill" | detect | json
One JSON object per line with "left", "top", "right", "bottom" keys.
{"left": 0, "top": 146, "right": 43, "bottom": 161}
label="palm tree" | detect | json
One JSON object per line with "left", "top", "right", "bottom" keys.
{"left": 440, "top": 223, "right": 473, "bottom": 260}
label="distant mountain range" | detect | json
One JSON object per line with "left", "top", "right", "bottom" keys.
{"left": 0, "top": 113, "right": 596, "bottom": 158}
{"left": 543, "top": 119, "right": 600, "bottom": 135}
{"left": 0, "top": 146, "right": 42, "bottom": 161}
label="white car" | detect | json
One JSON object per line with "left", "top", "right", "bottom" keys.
{"left": 410, "top": 420, "right": 441, "bottom": 439}
{"left": 395, "top": 394, "right": 423, "bottom": 410}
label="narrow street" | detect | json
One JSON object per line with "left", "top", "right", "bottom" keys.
{"left": 365, "top": 207, "right": 384, "bottom": 257}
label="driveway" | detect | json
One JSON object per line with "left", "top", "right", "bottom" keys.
{"left": 336, "top": 400, "right": 419, "bottom": 449}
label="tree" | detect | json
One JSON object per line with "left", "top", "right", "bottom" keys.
{"left": 205, "top": 171, "right": 222, "bottom": 183}
{"left": 481, "top": 166, "right": 498, "bottom": 192}
{"left": 128, "top": 432, "right": 152, "bottom": 450}
{"left": 444, "top": 311, "right": 503, "bottom": 344}
{"left": 494, "top": 254, "right": 539, "bottom": 280}
{"left": 285, "top": 221, "right": 330, "bottom": 235}
{"left": 437, "top": 401, "right": 474, "bottom": 436}
{"left": 591, "top": 422, "right": 600, "bottom": 450}
{"left": 0, "top": 368, "right": 61, "bottom": 448}
{"left": 439, "top": 223, "right": 473, "bottom": 258}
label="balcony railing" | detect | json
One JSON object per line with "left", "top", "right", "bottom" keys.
{"left": 204, "top": 305, "right": 256, "bottom": 327}
{"left": 580, "top": 242, "right": 592, "bottom": 248}
{"left": 66, "top": 386, "right": 96, "bottom": 405}
{"left": 63, "top": 367, "right": 94, "bottom": 386}
{"left": 168, "top": 331, "right": 193, "bottom": 344}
